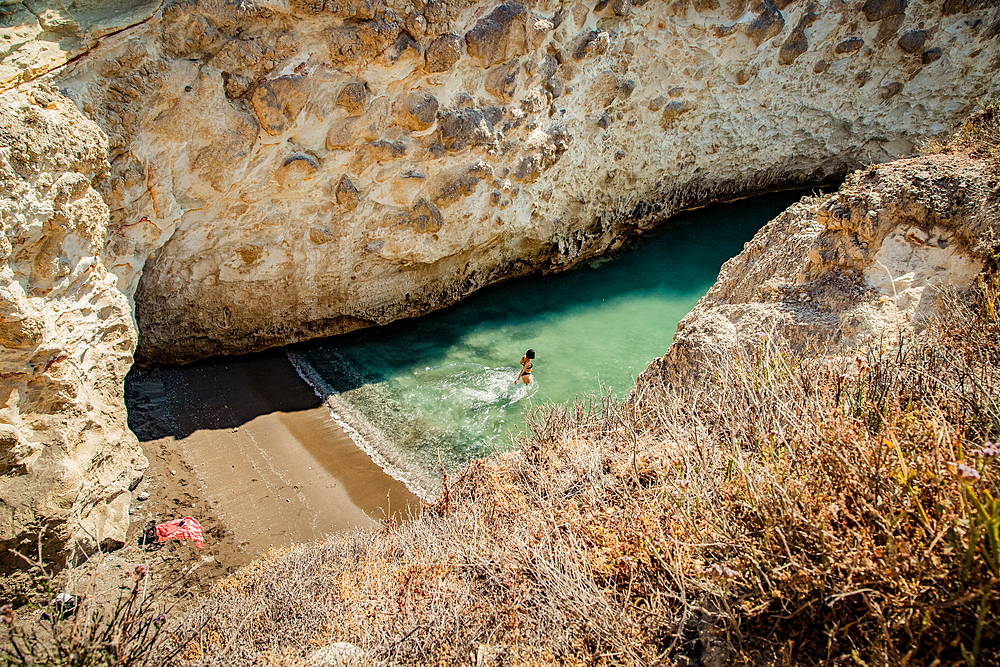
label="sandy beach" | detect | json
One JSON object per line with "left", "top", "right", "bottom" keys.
{"left": 124, "top": 348, "right": 421, "bottom": 579}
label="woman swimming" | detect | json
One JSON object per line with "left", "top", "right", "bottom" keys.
{"left": 515, "top": 349, "right": 535, "bottom": 385}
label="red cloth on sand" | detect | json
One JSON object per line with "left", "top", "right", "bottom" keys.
{"left": 155, "top": 517, "right": 205, "bottom": 549}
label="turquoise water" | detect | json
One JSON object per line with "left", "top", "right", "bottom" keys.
{"left": 290, "top": 192, "right": 806, "bottom": 493}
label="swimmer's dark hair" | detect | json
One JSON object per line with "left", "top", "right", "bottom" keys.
{"left": 525, "top": 349, "right": 535, "bottom": 359}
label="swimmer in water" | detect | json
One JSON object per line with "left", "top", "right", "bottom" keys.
{"left": 515, "top": 349, "right": 535, "bottom": 385}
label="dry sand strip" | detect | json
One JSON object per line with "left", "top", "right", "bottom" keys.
{"left": 126, "top": 348, "right": 421, "bottom": 567}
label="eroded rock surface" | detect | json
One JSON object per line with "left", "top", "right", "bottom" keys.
{"left": 0, "top": 85, "right": 145, "bottom": 565}
{"left": 2, "top": 0, "right": 1000, "bottom": 563}
{"left": 43, "top": 0, "right": 1000, "bottom": 365}
{"left": 0, "top": 0, "right": 162, "bottom": 90}
{"left": 635, "top": 140, "right": 1000, "bottom": 392}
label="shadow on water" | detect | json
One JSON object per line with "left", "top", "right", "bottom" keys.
{"left": 294, "top": 190, "right": 812, "bottom": 392}
{"left": 126, "top": 189, "right": 815, "bottom": 447}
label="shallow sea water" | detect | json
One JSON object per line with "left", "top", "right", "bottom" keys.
{"left": 290, "top": 191, "right": 807, "bottom": 493}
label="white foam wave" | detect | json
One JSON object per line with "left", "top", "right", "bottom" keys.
{"left": 286, "top": 349, "right": 438, "bottom": 501}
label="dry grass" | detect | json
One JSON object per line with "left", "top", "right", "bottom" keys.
{"left": 923, "top": 99, "right": 1000, "bottom": 168}
{"left": 167, "top": 267, "right": 1000, "bottom": 666}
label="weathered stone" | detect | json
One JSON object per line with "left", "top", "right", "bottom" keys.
{"left": 635, "top": 151, "right": 997, "bottom": 391}
{"left": 573, "top": 30, "right": 611, "bottom": 61}
{"left": 251, "top": 77, "right": 307, "bottom": 136}
{"left": 381, "top": 32, "right": 421, "bottom": 66}
{"left": 337, "top": 82, "right": 369, "bottom": 116}
{"left": 835, "top": 37, "right": 864, "bottom": 54}
{"left": 335, "top": 175, "right": 360, "bottom": 210}
{"left": 873, "top": 12, "right": 904, "bottom": 42}
{"left": 881, "top": 81, "right": 904, "bottom": 99}
{"left": 746, "top": 3, "right": 785, "bottom": 46}
{"left": 434, "top": 163, "right": 494, "bottom": 206}
{"left": 211, "top": 36, "right": 297, "bottom": 98}
{"left": 922, "top": 47, "right": 943, "bottom": 63}
{"left": 310, "top": 227, "right": 336, "bottom": 244}
{"left": 538, "top": 54, "right": 558, "bottom": 80}
{"left": 438, "top": 108, "right": 494, "bottom": 151}
{"left": 395, "top": 90, "right": 439, "bottom": 131}
{"left": 590, "top": 70, "right": 621, "bottom": 108}
{"left": 0, "top": 86, "right": 144, "bottom": 565}
{"left": 409, "top": 198, "right": 443, "bottom": 232}
{"left": 352, "top": 140, "right": 406, "bottom": 171}
{"left": 661, "top": 100, "right": 693, "bottom": 126}
{"left": 275, "top": 154, "right": 319, "bottom": 186}
{"left": 405, "top": 12, "right": 428, "bottom": 36}
{"left": 484, "top": 59, "right": 520, "bottom": 102}
{"left": 543, "top": 75, "right": 564, "bottom": 97}
{"left": 326, "top": 117, "right": 364, "bottom": 150}
{"left": 943, "top": 0, "right": 996, "bottom": 15}
{"left": 779, "top": 34, "right": 808, "bottom": 64}
{"left": 861, "top": 0, "right": 907, "bottom": 22}
{"left": 425, "top": 33, "right": 463, "bottom": 72}
{"left": 465, "top": 4, "right": 553, "bottom": 68}
{"left": 813, "top": 59, "right": 829, "bottom": 73}
{"left": 612, "top": 0, "right": 632, "bottom": 16}
{"left": 328, "top": 18, "right": 402, "bottom": 64}
{"left": 897, "top": 29, "right": 927, "bottom": 53}
{"left": 778, "top": 11, "right": 819, "bottom": 65}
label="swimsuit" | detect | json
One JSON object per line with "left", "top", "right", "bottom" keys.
{"left": 522, "top": 362, "right": 532, "bottom": 375}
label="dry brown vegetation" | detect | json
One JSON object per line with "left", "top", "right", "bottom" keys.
{"left": 163, "top": 257, "right": 1000, "bottom": 667}
{"left": 6, "top": 104, "right": 998, "bottom": 667}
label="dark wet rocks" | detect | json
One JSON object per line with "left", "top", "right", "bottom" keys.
{"left": 922, "top": 47, "right": 943, "bottom": 63}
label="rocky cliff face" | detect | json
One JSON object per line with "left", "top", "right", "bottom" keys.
{"left": 635, "top": 108, "right": 1000, "bottom": 392}
{"left": 1, "top": 0, "right": 999, "bottom": 564}
{"left": 48, "top": 0, "right": 1000, "bottom": 365}
{"left": 0, "top": 83, "right": 145, "bottom": 565}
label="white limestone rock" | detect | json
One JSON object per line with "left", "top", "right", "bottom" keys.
{"left": 0, "top": 84, "right": 145, "bottom": 564}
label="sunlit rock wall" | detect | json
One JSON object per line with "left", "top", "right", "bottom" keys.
{"left": 51, "top": 0, "right": 1000, "bottom": 364}
{"left": 634, "top": 135, "right": 1000, "bottom": 392}
{"left": 0, "top": 84, "right": 145, "bottom": 565}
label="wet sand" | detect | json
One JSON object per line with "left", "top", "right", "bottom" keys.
{"left": 126, "top": 348, "right": 421, "bottom": 563}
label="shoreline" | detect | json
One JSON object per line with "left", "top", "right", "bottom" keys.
{"left": 125, "top": 348, "right": 421, "bottom": 568}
